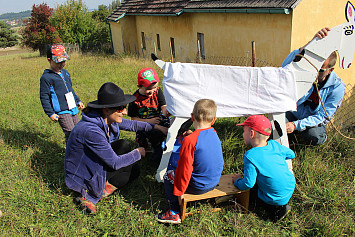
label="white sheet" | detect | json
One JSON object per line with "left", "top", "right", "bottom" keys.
{"left": 162, "top": 62, "right": 297, "bottom": 117}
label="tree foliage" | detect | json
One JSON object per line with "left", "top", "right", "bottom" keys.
{"left": 89, "top": 5, "right": 111, "bottom": 44}
{"left": 0, "top": 21, "right": 19, "bottom": 48}
{"left": 108, "top": 0, "right": 121, "bottom": 12}
{"left": 50, "top": 0, "right": 95, "bottom": 46}
{"left": 20, "top": 4, "right": 61, "bottom": 53}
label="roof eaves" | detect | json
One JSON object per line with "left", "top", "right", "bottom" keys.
{"left": 182, "top": 8, "right": 291, "bottom": 14}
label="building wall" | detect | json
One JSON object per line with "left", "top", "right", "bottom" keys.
{"left": 129, "top": 13, "right": 293, "bottom": 65}
{"left": 120, "top": 16, "right": 139, "bottom": 54}
{"left": 109, "top": 21, "right": 123, "bottom": 53}
{"left": 109, "top": 1, "right": 354, "bottom": 86}
{"left": 291, "top": 0, "right": 355, "bottom": 87}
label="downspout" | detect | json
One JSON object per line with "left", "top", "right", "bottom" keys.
{"left": 106, "top": 19, "right": 114, "bottom": 54}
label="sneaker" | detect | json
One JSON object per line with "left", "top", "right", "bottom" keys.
{"left": 102, "top": 181, "right": 117, "bottom": 198}
{"left": 76, "top": 197, "right": 96, "bottom": 214}
{"left": 157, "top": 209, "right": 181, "bottom": 224}
{"left": 273, "top": 204, "right": 291, "bottom": 222}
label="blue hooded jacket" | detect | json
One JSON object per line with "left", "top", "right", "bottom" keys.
{"left": 65, "top": 110, "right": 154, "bottom": 204}
{"left": 282, "top": 49, "right": 346, "bottom": 130}
{"left": 40, "top": 69, "right": 81, "bottom": 117}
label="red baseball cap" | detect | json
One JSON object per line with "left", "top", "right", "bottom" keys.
{"left": 236, "top": 115, "right": 272, "bottom": 136}
{"left": 137, "top": 68, "right": 160, "bottom": 87}
{"left": 49, "top": 44, "right": 70, "bottom": 63}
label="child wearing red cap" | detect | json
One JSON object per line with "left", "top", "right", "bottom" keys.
{"left": 40, "top": 44, "right": 84, "bottom": 143}
{"left": 232, "top": 115, "right": 296, "bottom": 222}
{"left": 128, "top": 68, "right": 170, "bottom": 163}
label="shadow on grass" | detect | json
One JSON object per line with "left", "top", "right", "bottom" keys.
{"left": 117, "top": 117, "right": 248, "bottom": 212}
{"left": 0, "top": 127, "right": 68, "bottom": 192}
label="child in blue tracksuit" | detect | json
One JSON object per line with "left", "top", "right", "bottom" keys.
{"left": 233, "top": 115, "right": 296, "bottom": 222}
{"left": 40, "top": 44, "right": 84, "bottom": 143}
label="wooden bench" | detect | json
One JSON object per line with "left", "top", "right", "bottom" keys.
{"left": 180, "top": 174, "right": 250, "bottom": 221}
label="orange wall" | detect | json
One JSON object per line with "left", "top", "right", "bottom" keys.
{"left": 113, "top": 12, "right": 293, "bottom": 65}
{"left": 291, "top": 0, "right": 355, "bottom": 87}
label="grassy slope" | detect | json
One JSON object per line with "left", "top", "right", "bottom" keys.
{"left": 0, "top": 52, "right": 353, "bottom": 236}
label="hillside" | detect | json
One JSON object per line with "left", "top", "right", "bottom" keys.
{"left": 0, "top": 10, "right": 31, "bottom": 20}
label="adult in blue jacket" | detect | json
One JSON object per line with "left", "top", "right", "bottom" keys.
{"left": 65, "top": 82, "right": 168, "bottom": 213}
{"left": 283, "top": 28, "right": 346, "bottom": 145}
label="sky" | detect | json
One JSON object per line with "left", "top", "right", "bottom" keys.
{"left": 0, "top": 0, "right": 116, "bottom": 15}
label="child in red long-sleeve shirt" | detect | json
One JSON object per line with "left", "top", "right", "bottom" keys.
{"left": 157, "top": 99, "right": 224, "bottom": 224}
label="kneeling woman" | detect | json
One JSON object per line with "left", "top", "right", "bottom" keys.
{"left": 65, "top": 82, "right": 168, "bottom": 213}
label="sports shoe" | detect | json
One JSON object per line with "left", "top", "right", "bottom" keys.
{"left": 273, "top": 204, "right": 291, "bottom": 222}
{"left": 102, "top": 181, "right": 117, "bottom": 198}
{"left": 157, "top": 209, "right": 181, "bottom": 224}
{"left": 76, "top": 197, "right": 96, "bottom": 214}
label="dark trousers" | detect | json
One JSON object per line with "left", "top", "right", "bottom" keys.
{"left": 58, "top": 113, "right": 79, "bottom": 143}
{"left": 164, "top": 178, "right": 216, "bottom": 213}
{"left": 249, "top": 184, "right": 288, "bottom": 221}
{"left": 106, "top": 139, "right": 140, "bottom": 188}
{"left": 286, "top": 112, "right": 327, "bottom": 145}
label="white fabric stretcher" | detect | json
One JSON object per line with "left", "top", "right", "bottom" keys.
{"left": 162, "top": 62, "right": 297, "bottom": 117}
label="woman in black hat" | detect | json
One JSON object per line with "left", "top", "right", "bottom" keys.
{"left": 64, "top": 82, "right": 168, "bottom": 213}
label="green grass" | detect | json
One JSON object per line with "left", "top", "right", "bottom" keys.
{"left": 0, "top": 52, "right": 354, "bottom": 236}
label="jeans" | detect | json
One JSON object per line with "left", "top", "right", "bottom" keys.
{"left": 286, "top": 112, "right": 327, "bottom": 145}
{"left": 164, "top": 177, "right": 216, "bottom": 213}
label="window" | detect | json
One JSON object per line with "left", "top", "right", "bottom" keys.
{"left": 141, "top": 32, "right": 146, "bottom": 50}
{"left": 197, "top": 32, "right": 205, "bottom": 59}
{"left": 156, "top": 34, "right": 161, "bottom": 51}
{"left": 170, "top": 37, "right": 175, "bottom": 58}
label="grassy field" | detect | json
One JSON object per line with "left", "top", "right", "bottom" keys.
{"left": 0, "top": 50, "right": 354, "bottom": 236}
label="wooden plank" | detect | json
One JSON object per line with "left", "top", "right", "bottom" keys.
{"left": 184, "top": 174, "right": 246, "bottom": 202}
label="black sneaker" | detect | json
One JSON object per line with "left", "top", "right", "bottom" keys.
{"left": 157, "top": 209, "right": 181, "bottom": 224}
{"left": 273, "top": 204, "right": 291, "bottom": 222}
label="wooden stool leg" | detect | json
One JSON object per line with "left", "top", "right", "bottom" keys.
{"left": 235, "top": 191, "right": 250, "bottom": 213}
{"left": 180, "top": 200, "right": 187, "bottom": 221}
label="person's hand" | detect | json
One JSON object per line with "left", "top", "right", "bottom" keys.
{"left": 50, "top": 114, "right": 59, "bottom": 121}
{"left": 154, "top": 124, "right": 168, "bottom": 135}
{"left": 286, "top": 122, "right": 295, "bottom": 134}
{"left": 147, "top": 117, "right": 162, "bottom": 124}
{"left": 77, "top": 102, "right": 85, "bottom": 110}
{"left": 315, "top": 27, "right": 331, "bottom": 39}
{"left": 300, "top": 27, "right": 331, "bottom": 51}
{"left": 232, "top": 173, "right": 243, "bottom": 183}
{"left": 136, "top": 147, "right": 146, "bottom": 158}
{"left": 177, "top": 130, "right": 192, "bottom": 143}
{"left": 178, "top": 195, "right": 184, "bottom": 206}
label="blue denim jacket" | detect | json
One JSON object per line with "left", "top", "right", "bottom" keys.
{"left": 282, "top": 49, "right": 346, "bottom": 131}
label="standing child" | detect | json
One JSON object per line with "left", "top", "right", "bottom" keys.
{"left": 128, "top": 68, "right": 170, "bottom": 162}
{"left": 232, "top": 115, "right": 296, "bottom": 222}
{"left": 40, "top": 44, "right": 84, "bottom": 143}
{"left": 158, "top": 99, "right": 224, "bottom": 224}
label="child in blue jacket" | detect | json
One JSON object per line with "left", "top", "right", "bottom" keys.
{"left": 40, "top": 44, "right": 84, "bottom": 143}
{"left": 233, "top": 115, "right": 296, "bottom": 222}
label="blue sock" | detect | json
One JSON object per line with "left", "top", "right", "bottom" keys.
{"left": 170, "top": 209, "right": 180, "bottom": 215}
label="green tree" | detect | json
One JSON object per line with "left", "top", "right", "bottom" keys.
{"left": 89, "top": 5, "right": 110, "bottom": 45}
{"left": 50, "top": 0, "right": 95, "bottom": 46}
{"left": 109, "top": 0, "right": 121, "bottom": 12}
{"left": 19, "top": 4, "right": 61, "bottom": 55}
{"left": 0, "top": 21, "right": 18, "bottom": 48}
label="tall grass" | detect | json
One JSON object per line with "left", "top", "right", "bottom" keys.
{"left": 0, "top": 51, "right": 353, "bottom": 236}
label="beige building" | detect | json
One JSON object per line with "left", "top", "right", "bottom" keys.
{"left": 107, "top": 0, "right": 355, "bottom": 87}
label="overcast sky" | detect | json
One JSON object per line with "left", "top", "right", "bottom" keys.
{"left": 0, "top": 0, "right": 116, "bottom": 15}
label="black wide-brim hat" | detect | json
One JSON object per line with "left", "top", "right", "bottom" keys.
{"left": 87, "top": 82, "right": 136, "bottom": 108}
